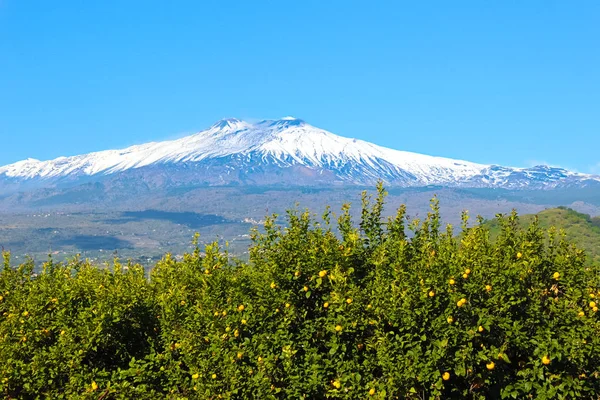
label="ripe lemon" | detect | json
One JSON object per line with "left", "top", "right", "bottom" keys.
{"left": 590, "top": 301, "right": 597, "bottom": 308}
{"left": 486, "top": 362, "right": 495, "bottom": 370}
{"left": 478, "top": 326, "right": 484, "bottom": 332}
{"left": 323, "top": 302, "right": 329, "bottom": 308}
{"left": 237, "top": 304, "right": 245, "bottom": 312}
{"left": 457, "top": 298, "right": 466, "bottom": 307}
{"left": 211, "top": 373, "right": 217, "bottom": 379}
{"left": 241, "top": 319, "right": 247, "bottom": 325}
{"left": 369, "top": 388, "right": 376, "bottom": 395}
{"left": 335, "top": 325, "right": 343, "bottom": 332}
{"left": 91, "top": 381, "right": 98, "bottom": 391}
{"left": 578, "top": 311, "right": 585, "bottom": 317}
{"left": 22, "top": 311, "right": 29, "bottom": 317}
{"left": 442, "top": 372, "right": 450, "bottom": 381}
{"left": 332, "top": 380, "right": 341, "bottom": 389}
{"left": 449, "top": 279, "right": 455, "bottom": 285}
{"left": 447, "top": 316, "right": 454, "bottom": 324}
{"left": 285, "top": 303, "right": 290, "bottom": 308}
{"left": 553, "top": 272, "right": 560, "bottom": 280}
{"left": 485, "top": 285, "right": 492, "bottom": 292}
{"left": 541, "top": 355, "right": 551, "bottom": 365}
{"left": 237, "top": 352, "right": 243, "bottom": 359}
{"left": 517, "top": 252, "right": 522, "bottom": 259}
{"left": 294, "top": 271, "right": 300, "bottom": 277}
{"left": 270, "top": 282, "right": 277, "bottom": 289}
{"left": 180, "top": 300, "right": 186, "bottom": 306}
{"left": 192, "top": 373, "right": 199, "bottom": 379}
{"left": 462, "top": 273, "right": 468, "bottom": 279}
{"left": 319, "top": 270, "right": 328, "bottom": 278}
{"left": 428, "top": 291, "right": 435, "bottom": 297}
{"left": 465, "top": 269, "right": 471, "bottom": 275}
{"left": 593, "top": 306, "right": 598, "bottom": 312}
{"left": 303, "top": 286, "right": 309, "bottom": 292}
{"left": 346, "top": 298, "right": 353, "bottom": 304}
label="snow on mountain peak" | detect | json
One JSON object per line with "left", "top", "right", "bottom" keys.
{"left": 0, "top": 117, "right": 597, "bottom": 188}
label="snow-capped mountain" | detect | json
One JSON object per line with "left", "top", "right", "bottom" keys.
{"left": 0, "top": 117, "right": 598, "bottom": 190}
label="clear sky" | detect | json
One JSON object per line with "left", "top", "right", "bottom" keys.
{"left": 0, "top": 1, "right": 598, "bottom": 173}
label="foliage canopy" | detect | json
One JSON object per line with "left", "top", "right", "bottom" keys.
{"left": 1, "top": 184, "right": 600, "bottom": 399}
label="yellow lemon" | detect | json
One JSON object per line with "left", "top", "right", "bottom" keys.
{"left": 457, "top": 298, "right": 466, "bottom": 307}
{"left": 294, "top": 271, "right": 300, "bottom": 277}
{"left": 590, "top": 301, "right": 597, "bottom": 308}
{"left": 486, "top": 362, "right": 495, "bottom": 370}
{"left": 180, "top": 300, "right": 186, "bottom": 306}
{"left": 541, "top": 355, "right": 551, "bottom": 365}
{"left": 478, "top": 326, "right": 484, "bottom": 332}
{"left": 22, "top": 311, "right": 29, "bottom": 317}
{"left": 91, "top": 381, "right": 98, "bottom": 391}
{"left": 234, "top": 329, "right": 239, "bottom": 338}
{"left": 225, "top": 327, "right": 231, "bottom": 332}
{"left": 369, "top": 388, "right": 376, "bottom": 395}
{"left": 319, "top": 270, "right": 328, "bottom": 278}
{"left": 462, "top": 273, "right": 468, "bottom": 279}
{"left": 192, "top": 373, "right": 199, "bottom": 379}
{"left": 285, "top": 303, "right": 290, "bottom": 308}
{"left": 332, "top": 380, "right": 341, "bottom": 389}
{"left": 442, "top": 371, "right": 450, "bottom": 381}
{"left": 241, "top": 319, "right": 247, "bottom": 325}
{"left": 323, "top": 302, "right": 329, "bottom": 308}
{"left": 553, "top": 272, "right": 560, "bottom": 280}
{"left": 237, "top": 304, "right": 245, "bottom": 312}
{"left": 303, "top": 286, "right": 309, "bottom": 292}
{"left": 590, "top": 293, "right": 596, "bottom": 299}
{"left": 346, "top": 298, "right": 353, "bottom": 304}
{"left": 485, "top": 285, "right": 492, "bottom": 292}
{"left": 237, "top": 352, "right": 243, "bottom": 359}
{"left": 593, "top": 306, "right": 598, "bottom": 312}
{"left": 578, "top": 311, "right": 585, "bottom": 317}
{"left": 449, "top": 279, "right": 455, "bottom": 285}
{"left": 211, "top": 373, "right": 217, "bottom": 379}
{"left": 428, "top": 291, "right": 435, "bottom": 297}
{"left": 517, "top": 252, "right": 522, "bottom": 259}
{"left": 447, "top": 316, "right": 454, "bottom": 324}
{"left": 465, "top": 269, "right": 471, "bottom": 275}
{"left": 222, "top": 310, "right": 227, "bottom": 316}
{"left": 335, "top": 325, "right": 343, "bottom": 332}
{"left": 270, "top": 282, "right": 277, "bottom": 289}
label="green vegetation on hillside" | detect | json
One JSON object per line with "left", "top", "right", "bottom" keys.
{"left": 484, "top": 207, "right": 600, "bottom": 266}
{"left": 1, "top": 185, "right": 600, "bottom": 399}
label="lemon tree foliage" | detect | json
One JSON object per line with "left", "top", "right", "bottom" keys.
{"left": 1, "top": 184, "right": 600, "bottom": 399}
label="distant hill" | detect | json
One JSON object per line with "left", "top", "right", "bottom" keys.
{"left": 484, "top": 207, "right": 600, "bottom": 265}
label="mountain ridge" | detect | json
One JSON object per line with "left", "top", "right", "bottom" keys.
{"left": 1, "top": 117, "right": 598, "bottom": 190}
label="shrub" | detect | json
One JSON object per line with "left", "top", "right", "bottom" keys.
{"left": 1, "top": 184, "right": 599, "bottom": 398}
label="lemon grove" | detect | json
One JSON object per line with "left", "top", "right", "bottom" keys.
{"left": 1, "top": 184, "right": 600, "bottom": 399}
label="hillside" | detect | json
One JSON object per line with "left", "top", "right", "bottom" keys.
{"left": 485, "top": 207, "right": 600, "bottom": 265}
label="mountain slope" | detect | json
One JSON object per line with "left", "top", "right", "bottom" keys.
{"left": 1, "top": 117, "right": 598, "bottom": 190}
{"left": 484, "top": 207, "right": 600, "bottom": 265}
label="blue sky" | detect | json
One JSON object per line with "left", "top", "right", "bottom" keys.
{"left": 0, "top": 1, "right": 598, "bottom": 173}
